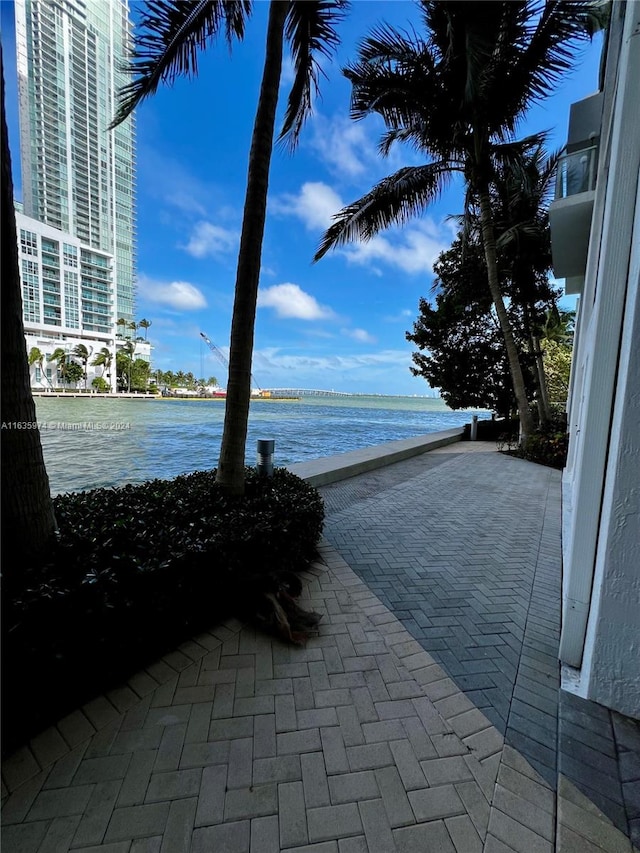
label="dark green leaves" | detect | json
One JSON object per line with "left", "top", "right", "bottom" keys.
{"left": 314, "top": 163, "right": 454, "bottom": 261}
{"left": 3, "top": 467, "right": 324, "bottom": 751}
{"left": 279, "top": 0, "right": 350, "bottom": 148}
{"left": 110, "top": 0, "right": 252, "bottom": 128}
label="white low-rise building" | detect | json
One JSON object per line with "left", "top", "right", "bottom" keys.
{"left": 17, "top": 212, "right": 150, "bottom": 392}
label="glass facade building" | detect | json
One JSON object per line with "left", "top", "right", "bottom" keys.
{"left": 17, "top": 212, "right": 114, "bottom": 335}
{"left": 15, "top": 0, "right": 136, "bottom": 324}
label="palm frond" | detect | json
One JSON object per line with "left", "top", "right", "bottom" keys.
{"left": 345, "top": 21, "right": 435, "bottom": 132}
{"left": 378, "top": 126, "right": 463, "bottom": 160}
{"left": 504, "top": 0, "right": 601, "bottom": 122}
{"left": 356, "top": 22, "right": 427, "bottom": 66}
{"left": 279, "top": 0, "right": 349, "bottom": 149}
{"left": 111, "top": 0, "right": 251, "bottom": 128}
{"left": 345, "top": 31, "right": 465, "bottom": 160}
{"left": 419, "top": 1, "right": 599, "bottom": 141}
{"left": 496, "top": 220, "right": 545, "bottom": 250}
{"left": 314, "top": 162, "right": 453, "bottom": 261}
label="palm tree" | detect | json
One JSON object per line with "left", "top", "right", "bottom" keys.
{"left": 479, "top": 139, "right": 563, "bottom": 423}
{"left": 91, "top": 346, "right": 114, "bottom": 389}
{"left": 1, "top": 46, "right": 57, "bottom": 567}
{"left": 48, "top": 347, "right": 70, "bottom": 387}
{"left": 116, "top": 317, "right": 128, "bottom": 339}
{"left": 314, "top": 0, "right": 599, "bottom": 440}
{"left": 110, "top": 0, "right": 349, "bottom": 494}
{"left": 28, "top": 346, "right": 52, "bottom": 388}
{"left": 121, "top": 341, "right": 136, "bottom": 393}
{"left": 542, "top": 305, "right": 575, "bottom": 344}
{"left": 138, "top": 318, "right": 151, "bottom": 339}
{"left": 72, "top": 343, "right": 93, "bottom": 390}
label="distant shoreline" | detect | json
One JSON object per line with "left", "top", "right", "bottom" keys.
{"left": 32, "top": 391, "right": 445, "bottom": 400}
{"left": 30, "top": 392, "right": 301, "bottom": 402}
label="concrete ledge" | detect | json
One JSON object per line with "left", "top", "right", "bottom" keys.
{"left": 287, "top": 427, "right": 464, "bottom": 486}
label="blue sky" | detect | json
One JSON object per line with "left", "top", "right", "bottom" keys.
{"left": 2, "top": 1, "right": 603, "bottom": 395}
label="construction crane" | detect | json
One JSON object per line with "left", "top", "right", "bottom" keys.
{"left": 199, "top": 332, "right": 263, "bottom": 394}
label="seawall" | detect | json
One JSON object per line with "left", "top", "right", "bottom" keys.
{"left": 287, "top": 427, "right": 464, "bottom": 487}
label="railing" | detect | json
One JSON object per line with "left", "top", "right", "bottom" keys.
{"left": 555, "top": 146, "right": 598, "bottom": 200}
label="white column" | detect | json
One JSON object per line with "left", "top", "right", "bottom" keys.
{"left": 560, "top": 3, "right": 640, "bottom": 667}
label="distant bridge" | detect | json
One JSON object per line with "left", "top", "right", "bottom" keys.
{"left": 260, "top": 388, "right": 351, "bottom": 398}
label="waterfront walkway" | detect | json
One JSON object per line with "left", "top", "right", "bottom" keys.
{"left": 2, "top": 442, "right": 639, "bottom": 851}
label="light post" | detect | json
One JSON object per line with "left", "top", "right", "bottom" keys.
{"left": 257, "top": 439, "right": 275, "bottom": 477}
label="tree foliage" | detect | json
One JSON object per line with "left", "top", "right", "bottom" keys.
{"left": 407, "top": 238, "right": 539, "bottom": 417}
{"left": 543, "top": 338, "right": 572, "bottom": 404}
{"left": 315, "top": 0, "right": 599, "bottom": 438}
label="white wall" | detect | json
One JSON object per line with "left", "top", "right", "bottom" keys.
{"left": 560, "top": 2, "right": 640, "bottom": 717}
{"left": 580, "top": 179, "right": 640, "bottom": 718}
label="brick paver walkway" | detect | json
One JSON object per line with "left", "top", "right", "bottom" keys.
{"left": 319, "top": 442, "right": 640, "bottom": 852}
{"left": 319, "top": 443, "right": 562, "bottom": 782}
{"left": 2, "top": 442, "right": 638, "bottom": 852}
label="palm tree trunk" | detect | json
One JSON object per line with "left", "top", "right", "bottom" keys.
{"left": 531, "top": 333, "right": 551, "bottom": 423}
{"left": 522, "top": 302, "right": 550, "bottom": 425}
{"left": 216, "top": 0, "right": 288, "bottom": 495}
{"left": 1, "top": 50, "right": 57, "bottom": 569}
{"left": 477, "top": 191, "right": 535, "bottom": 440}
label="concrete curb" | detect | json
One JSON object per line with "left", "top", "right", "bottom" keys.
{"left": 287, "top": 428, "right": 464, "bottom": 487}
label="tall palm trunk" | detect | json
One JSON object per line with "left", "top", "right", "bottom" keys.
{"left": 531, "top": 334, "right": 551, "bottom": 424}
{"left": 1, "top": 51, "right": 57, "bottom": 568}
{"left": 477, "top": 191, "right": 535, "bottom": 440}
{"left": 216, "top": 0, "right": 288, "bottom": 495}
{"left": 522, "top": 302, "right": 551, "bottom": 425}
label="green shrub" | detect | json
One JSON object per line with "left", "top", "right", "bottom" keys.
{"left": 2, "top": 468, "right": 324, "bottom": 754}
{"left": 498, "top": 415, "right": 569, "bottom": 469}
{"left": 520, "top": 428, "right": 569, "bottom": 469}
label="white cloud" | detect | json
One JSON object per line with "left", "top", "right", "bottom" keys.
{"left": 343, "top": 220, "right": 447, "bottom": 275}
{"left": 280, "top": 54, "right": 295, "bottom": 88}
{"left": 138, "top": 274, "right": 207, "bottom": 310}
{"left": 384, "top": 309, "right": 414, "bottom": 322}
{"left": 308, "top": 111, "right": 427, "bottom": 181}
{"left": 250, "top": 346, "right": 424, "bottom": 394}
{"left": 183, "top": 222, "right": 238, "bottom": 258}
{"left": 343, "top": 327, "right": 377, "bottom": 344}
{"left": 165, "top": 190, "right": 207, "bottom": 218}
{"left": 254, "top": 347, "right": 409, "bottom": 375}
{"left": 274, "top": 181, "right": 453, "bottom": 276}
{"left": 309, "top": 114, "right": 379, "bottom": 179}
{"left": 258, "top": 283, "right": 335, "bottom": 320}
{"left": 272, "top": 182, "right": 343, "bottom": 232}
{"left": 138, "top": 146, "right": 219, "bottom": 218}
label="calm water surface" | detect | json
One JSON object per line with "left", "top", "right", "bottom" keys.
{"left": 33, "top": 395, "right": 490, "bottom": 495}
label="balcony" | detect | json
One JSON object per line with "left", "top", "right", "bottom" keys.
{"left": 554, "top": 145, "right": 597, "bottom": 199}
{"left": 549, "top": 146, "right": 597, "bottom": 285}
{"left": 548, "top": 90, "right": 603, "bottom": 289}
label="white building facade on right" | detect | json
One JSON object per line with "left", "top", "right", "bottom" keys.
{"left": 549, "top": 1, "right": 640, "bottom": 718}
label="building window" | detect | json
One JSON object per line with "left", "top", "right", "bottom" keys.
{"left": 21, "top": 259, "right": 40, "bottom": 323}
{"left": 64, "top": 270, "right": 80, "bottom": 328}
{"left": 20, "top": 229, "right": 38, "bottom": 256}
{"left": 63, "top": 242, "right": 78, "bottom": 267}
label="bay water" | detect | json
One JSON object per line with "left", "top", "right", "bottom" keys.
{"left": 33, "top": 395, "right": 490, "bottom": 495}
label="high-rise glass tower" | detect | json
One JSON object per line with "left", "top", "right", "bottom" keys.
{"left": 15, "top": 0, "right": 136, "bottom": 323}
